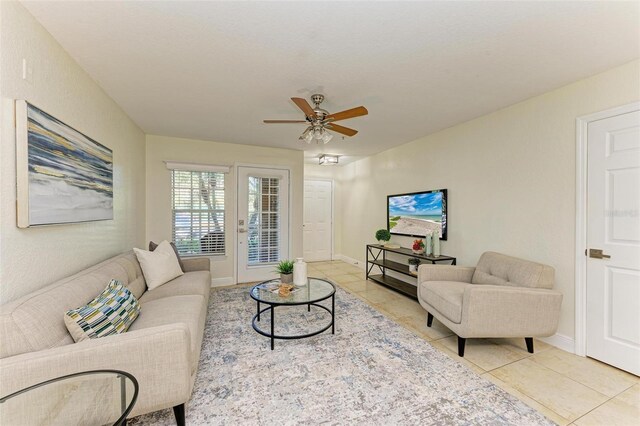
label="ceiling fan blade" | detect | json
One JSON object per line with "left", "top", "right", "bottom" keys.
{"left": 326, "top": 123, "right": 358, "bottom": 137}
{"left": 291, "top": 97, "right": 316, "bottom": 120}
{"left": 263, "top": 120, "right": 307, "bottom": 123}
{"left": 325, "top": 106, "right": 368, "bottom": 122}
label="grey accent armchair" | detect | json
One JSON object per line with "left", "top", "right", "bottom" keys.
{"left": 417, "top": 252, "right": 563, "bottom": 357}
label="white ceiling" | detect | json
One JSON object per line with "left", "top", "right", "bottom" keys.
{"left": 22, "top": 1, "right": 640, "bottom": 165}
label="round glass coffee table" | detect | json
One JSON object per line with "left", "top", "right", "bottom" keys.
{"left": 250, "top": 277, "right": 336, "bottom": 350}
{"left": 0, "top": 370, "right": 138, "bottom": 426}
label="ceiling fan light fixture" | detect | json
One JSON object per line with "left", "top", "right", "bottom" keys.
{"left": 319, "top": 154, "right": 339, "bottom": 166}
{"left": 266, "top": 95, "right": 367, "bottom": 144}
{"left": 320, "top": 130, "right": 333, "bottom": 144}
{"left": 299, "top": 127, "right": 313, "bottom": 143}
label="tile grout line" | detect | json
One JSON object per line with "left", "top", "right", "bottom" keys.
{"left": 483, "top": 370, "right": 571, "bottom": 424}
{"left": 489, "top": 359, "right": 612, "bottom": 423}
{"left": 569, "top": 392, "right": 620, "bottom": 425}
{"left": 527, "top": 355, "right": 638, "bottom": 399}
{"left": 523, "top": 357, "right": 614, "bottom": 401}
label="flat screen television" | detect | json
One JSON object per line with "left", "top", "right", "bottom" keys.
{"left": 387, "top": 189, "right": 447, "bottom": 240}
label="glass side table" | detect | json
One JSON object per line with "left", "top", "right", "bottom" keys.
{"left": 0, "top": 370, "right": 138, "bottom": 426}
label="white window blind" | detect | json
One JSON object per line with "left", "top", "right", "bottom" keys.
{"left": 171, "top": 170, "right": 225, "bottom": 256}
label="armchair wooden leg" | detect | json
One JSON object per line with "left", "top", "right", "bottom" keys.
{"left": 525, "top": 337, "right": 534, "bottom": 354}
{"left": 427, "top": 313, "right": 433, "bottom": 327}
{"left": 173, "top": 403, "right": 185, "bottom": 426}
{"left": 458, "top": 337, "right": 466, "bottom": 357}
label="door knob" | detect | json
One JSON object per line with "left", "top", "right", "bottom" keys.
{"left": 589, "top": 249, "right": 611, "bottom": 259}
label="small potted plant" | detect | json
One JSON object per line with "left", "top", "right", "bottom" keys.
{"left": 412, "top": 239, "right": 425, "bottom": 254}
{"left": 275, "top": 260, "right": 294, "bottom": 283}
{"left": 408, "top": 257, "right": 421, "bottom": 274}
{"left": 375, "top": 229, "right": 391, "bottom": 246}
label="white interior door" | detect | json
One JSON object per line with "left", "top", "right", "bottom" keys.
{"left": 303, "top": 180, "right": 333, "bottom": 261}
{"left": 237, "top": 167, "right": 289, "bottom": 283}
{"left": 586, "top": 109, "right": 640, "bottom": 375}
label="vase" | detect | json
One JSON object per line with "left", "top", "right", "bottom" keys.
{"left": 433, "top": 232, "right": 441, "bottom": 257}
{"left": 293, "top": 258, "right": 308, "bottom": 286}
{"left": 409, "top": 264, "right": 418, "bottom": 273}
{"left": 280, "top": 273, "right": 293, "bottom": 284}
{"left": 425, "top": 234, "right": 432, "bottom": 256}
{"left": 412, "top": 249, "right": 424, "bottom": 255}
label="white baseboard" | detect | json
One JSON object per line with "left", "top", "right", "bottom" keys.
{"left": 540, "top": 333, "right": 575, "bottom": 353}
{"left": 333, "top": 254, "right": 366, "bottom": 270}
{"left": 211, "top": 277, "right": 234, "bottom": 287}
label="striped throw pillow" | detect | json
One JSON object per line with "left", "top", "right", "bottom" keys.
{"left": 64, "top": 279, "right": 141, "bottom": 342}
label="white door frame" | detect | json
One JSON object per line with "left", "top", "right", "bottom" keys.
{"left": 303, "top": 178, "right": 335, "bottom": 261}
{"left": 234, "top": 163, "right": 293, "bottom": 283}
{"left": 574, "top": 101, "right": 640, "bottom": 357}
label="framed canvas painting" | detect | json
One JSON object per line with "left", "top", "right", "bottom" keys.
{"left": 15, "top": 100, "right": 113, "bottom": 227}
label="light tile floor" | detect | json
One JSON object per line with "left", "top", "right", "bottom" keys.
{"left": 304, "top": 260, "right": 640, "bottom": 426}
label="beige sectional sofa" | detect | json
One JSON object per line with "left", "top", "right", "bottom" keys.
{"left": 0, "top": 251, "right": 211, "bottom": 424}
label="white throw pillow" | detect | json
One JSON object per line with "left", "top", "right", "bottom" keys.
{"left": 134, "top": 240, "right": 184, "bottom": 290}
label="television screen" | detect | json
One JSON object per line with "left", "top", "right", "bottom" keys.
{"left": 387, "top": 189, "right": 447, "bottom": 240}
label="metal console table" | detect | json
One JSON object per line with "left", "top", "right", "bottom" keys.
{"left": 366, "top": 244, "right": 457, "bottom": 299}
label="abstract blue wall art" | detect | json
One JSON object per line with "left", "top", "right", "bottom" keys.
{"left": 16, "top": 100, "right": 113, "bottom": 227}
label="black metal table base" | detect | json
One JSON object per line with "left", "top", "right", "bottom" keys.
{"left": 252, "top": 295, "right": 335, "bottom": 350}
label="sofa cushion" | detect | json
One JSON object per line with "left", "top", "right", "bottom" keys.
{"left": 472, "top": 252, "right": 555, "bottom": 289}
{"left": 420, "top": 281, "right": 468, "bottom": 324}
{"left": 64, "top": 279, "right": 141, "bottom": 342}
{"left": 138, "top": 271, "right": 210, "bottom": 304}
{"left": 129, "top": 295, "right": 207, "bottom": 372}
{"left": 0, "top": 252, "right": 145, "bottom": 359}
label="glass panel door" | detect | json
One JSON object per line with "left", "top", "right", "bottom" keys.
{"left": 247, "top": 176, "right": 280, "bottom": 265}
{"left": 237, "top": 167, "right": 289, "bottom": 283}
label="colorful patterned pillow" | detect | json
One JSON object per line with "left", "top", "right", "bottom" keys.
{"left": 64, "top": 279, "right": 141, "bottom": 342}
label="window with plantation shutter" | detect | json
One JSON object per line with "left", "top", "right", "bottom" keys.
{"left": 171, "top": 169, "right": 225, "bottom": 256}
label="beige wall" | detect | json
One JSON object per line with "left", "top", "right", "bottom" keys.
{"left": 145, "top": 135, "right": 304, "bottom": 282}
{"left": 0, "top": 2, "right": 146, "bottom": 303}
{"left": 336, "top": 60, "right": 640, "bottom": 340}
{"left": 303, "top": 164, "right": 342, "bottom": 256}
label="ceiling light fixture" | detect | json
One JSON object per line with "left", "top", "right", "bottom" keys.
{"left": 320, "top": 130, "right": 333, "bottom": 144}
{"left": 299, "top": 125, "right": 334, "bottom": 144}
{"left": 299, "top": 127, "right": 313, "bottom": 143}
{"left": 319, "top": 154, "right": 339, "bottom": 166}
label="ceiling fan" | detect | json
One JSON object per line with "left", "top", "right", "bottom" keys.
{"left": 263, "top": 94, "right": 368, "bottom": 144}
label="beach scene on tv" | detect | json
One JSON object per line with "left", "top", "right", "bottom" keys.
{"left": 388, "top": 191, "right": 445, "bottom": 237}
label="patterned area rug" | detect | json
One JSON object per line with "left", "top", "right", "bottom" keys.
{"left": 130, "top": 286, "right": 554, "bottom": 425}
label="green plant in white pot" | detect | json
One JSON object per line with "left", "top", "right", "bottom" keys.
{"left": 275, "top": 260, "right": 294, "bottom": 283}
{"left": 375, "top": 229, "right": 391, "bottom": 246}
{"left": 408, "top": 257, "right": 421, "bottom": 274}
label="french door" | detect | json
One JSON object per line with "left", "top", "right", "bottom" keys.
{"left": 237, "top": 166, "right": 290, "bottom": 283}
{"left": 585, "top": 109, "right": 640, "bottom": 375}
